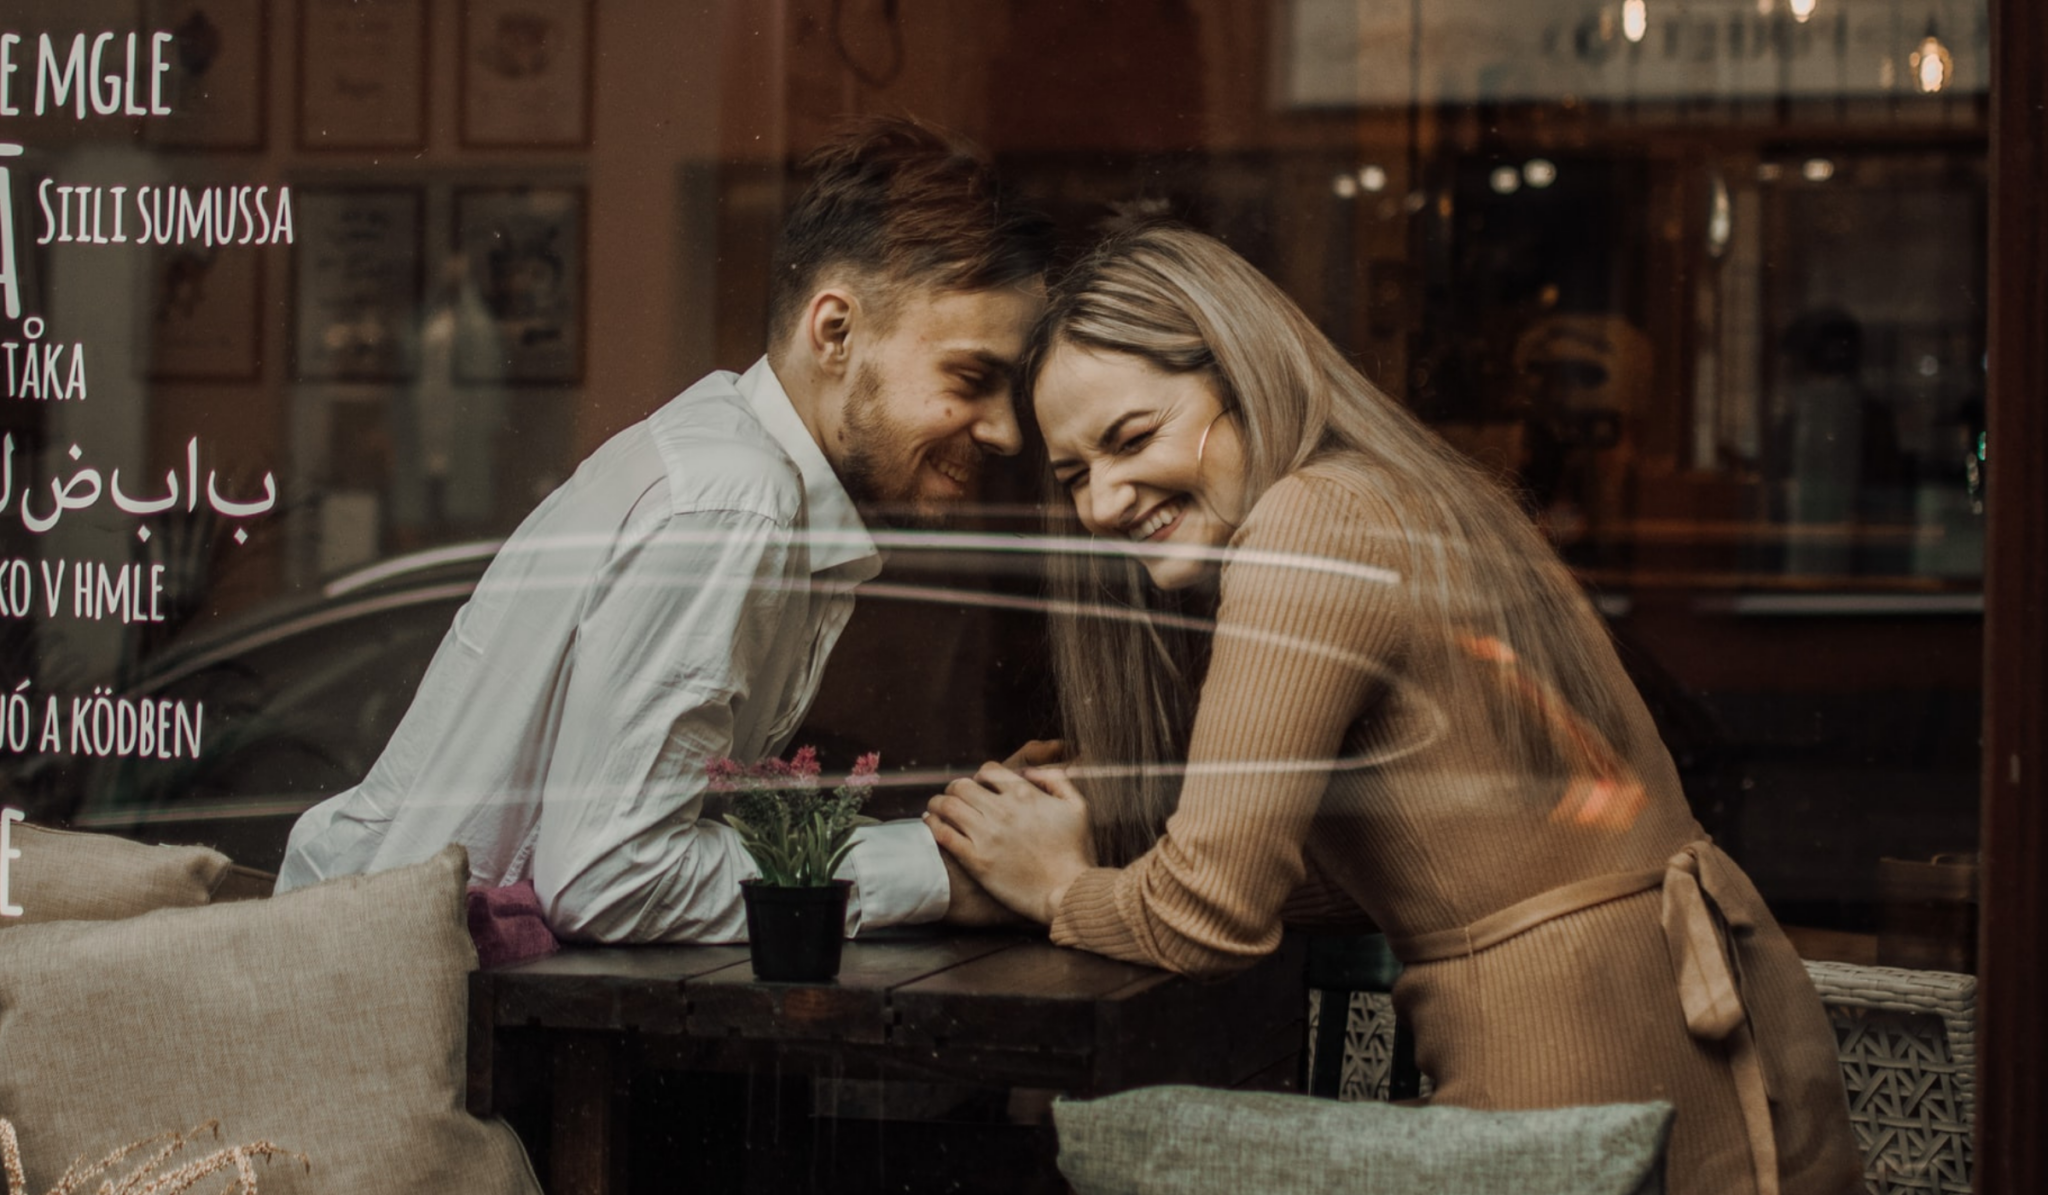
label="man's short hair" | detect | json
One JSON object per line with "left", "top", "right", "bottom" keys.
{"left": 768, "top": 117, "right": 1055, "bottom": 344}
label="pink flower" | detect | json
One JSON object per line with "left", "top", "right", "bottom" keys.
{"left": 707, "top": 746, "right": 870, "bottom": 795}
{"left": 705, "top": 756, "right": 744, "bottom": 792}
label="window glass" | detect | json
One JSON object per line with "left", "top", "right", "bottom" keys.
{"left": 0, "top": 0, "right": 1984, "bottom": 969}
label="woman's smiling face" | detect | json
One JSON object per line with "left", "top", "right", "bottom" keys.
{"left": 1036, "top": 343, "right": 1246, "bottom": 590}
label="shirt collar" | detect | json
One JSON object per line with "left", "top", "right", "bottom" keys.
{"left": 739, "top": 357, "right": 881, "bottom": 582}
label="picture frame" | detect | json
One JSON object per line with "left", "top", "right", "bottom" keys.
{"left": 296, "top": 0, "right": 427, "bottom": 151}
{"left": 459, "top": 0, "right": 595, "bottom": 148}
{"left": 146, "top": 242, "right": 264, "bottom": 381}
{"left": 291, "top": 189, "right": 424, "bottom": 382}
{"left": 146, "top": 0, "right": 268, "bottom": 151}
{"left": 452, "top": 187, "right": 585, "bottom": 385}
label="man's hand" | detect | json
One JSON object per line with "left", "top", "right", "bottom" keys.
{"left": 940, "top": 849, "right": 1025, "bottom": 927}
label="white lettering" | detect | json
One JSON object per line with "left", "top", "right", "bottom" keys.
{"left": 0, "top": 144, "right": 18, "bottom": 318}
{"left": 0, "top": 34, "right": 19, "bottom": 116}
{"left": 37, "top": 182, "right": 294, "bottom": 248}
{"left": 35, "top": 33, "right": 86, "bottom": 119}
{"left": 150, "top": 32, "right": 172, "bottom": 114}
{"left": 87, "top": 32, "right": 119, "bottom": 116}
{"left": 34, "top": 177, "right": 54, "bottom": 246}
{"left": 38, "top": 558, "right": 62, "bottom": 616}
{"left": 0, "top": 805, "right": 19, "bottom": 917}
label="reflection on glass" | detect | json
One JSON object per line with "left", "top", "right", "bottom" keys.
{"left": 1913, "top": 32, "right": 1955, "bottom": 92}
{"left": 0, "top": 0, "right": 1985, "bottom": 1048}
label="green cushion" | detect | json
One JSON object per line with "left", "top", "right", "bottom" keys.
{"left": 1055, "top": 1086, "right": 1670, "bottom": 1195}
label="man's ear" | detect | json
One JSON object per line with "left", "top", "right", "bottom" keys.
{"left": 802, "top": 287, "right": 859, "bottom": 381}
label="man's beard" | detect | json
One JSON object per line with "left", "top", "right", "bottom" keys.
{"left": 837, "top": 362, "right": 978, "bottom": 529}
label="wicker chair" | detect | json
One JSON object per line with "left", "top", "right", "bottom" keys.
{"left": 1802, "top": 960, "right": 1976, "bottom": 1195}
{"left": 1303, "top": 933, "right": 1422, "bottom": 1101}
{"left": 1305, "top": 957, "right": 1977, "bottom": 1194}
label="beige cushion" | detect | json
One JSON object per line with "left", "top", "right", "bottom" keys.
{"left": 211, "top": 863, "right": 279, "bottom": 902}
{"left": 1055, "top": 1086, "right": 1671, "bottom": 1195}
{"left": 0, "top": 844, "right": 538, "bottom": 1195}
{"left": 1, "top": 823, "right": 231, "bottom": 925}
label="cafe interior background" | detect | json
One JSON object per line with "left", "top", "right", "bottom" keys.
{"left": 0, "top": 0, "right": 2021, "bottom": 1179}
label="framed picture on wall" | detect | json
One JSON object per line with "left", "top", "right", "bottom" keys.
{"left": 453, "top": 187, "right": 585, "bottom": 385}
{"left": 146, "top": 0, "right": 268, "bottom": 150}
{"left": 146, "top": 243, "right": 264, "bottom": 380}
{"left": 292, "top": 189, "right": 423, "bottom": 381}
{"left": 459, "top": 0, "right": 594, "bottom": 148}
{"left": 297, "top": 0, "right": 427, "bottom": 150}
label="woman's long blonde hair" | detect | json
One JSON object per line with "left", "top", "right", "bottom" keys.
{"left": 1025, "top": 224, "right": 1645, "bottom": 865}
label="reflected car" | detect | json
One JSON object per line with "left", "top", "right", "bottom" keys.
{"left": 0, "top": 536, "right": 1736, "bottom": 874}
{"left": 1, "top": 544, "right": 498, "bottom": 870}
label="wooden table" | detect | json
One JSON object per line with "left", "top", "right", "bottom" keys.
{"left": 467, "top": 928, "right": 1305, "bottom": 1194}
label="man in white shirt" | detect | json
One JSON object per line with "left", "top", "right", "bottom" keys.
{"left": 275, "top": 118, "right": 1055, "bottom": 942}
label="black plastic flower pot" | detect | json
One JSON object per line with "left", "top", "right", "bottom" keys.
{"left": 741, "top": 879, "right": 851, "bottom": 982}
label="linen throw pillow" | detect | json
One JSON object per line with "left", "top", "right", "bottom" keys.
{"left": 1054, "top": 1086, "right": 1671, "bottom": 1195}
{"left": 0, "top": 844, "right": 538, "bottom": 1195}
{"left": 1, "top": 822, "right": 232, "bottom": 925}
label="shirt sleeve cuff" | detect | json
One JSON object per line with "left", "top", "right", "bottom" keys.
{"left": 837, "top": 818, "right": 952, "bottom": 934}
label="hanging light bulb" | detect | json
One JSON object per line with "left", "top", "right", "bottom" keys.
{"left": 1756, "top": 0, "right": 1774, "bottom": 15}
{"left": 1789, "top": 0, "right": 1816, "bottom": 22}
{"left": 1911, "top": 27, "right": 1953, "bottom": 93}
{"left": 1623, "top": 0, "right": 1648, "bottom": 43}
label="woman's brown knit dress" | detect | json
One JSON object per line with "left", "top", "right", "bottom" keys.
{"left": 1048, "top": 459, "right": 1862, "bottom": 1195}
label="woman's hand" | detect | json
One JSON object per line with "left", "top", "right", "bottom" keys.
{"left": 925, "top": 762, "right": 1096, "bottom": 926}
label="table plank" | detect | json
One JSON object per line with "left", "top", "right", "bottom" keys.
{"left": 890, "top": 937, "right": 1305, "bottom": 1096}
{"left": 471, "top": 931, "right": 1307, "bottom": 1195}
{"left": 688, "top": 932, "right": 1025, "bottom": 1043}
{"left": 485, "top": 945, "right": 752, "bottom": 1034}
{"left": 1084, "top": 937, "right": 1305, "bottom": 1093}
{"left": 890, "top": 942, "right": 1176, "bottom": 1055}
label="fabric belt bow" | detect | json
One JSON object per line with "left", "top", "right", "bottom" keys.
{"left": 1391, "top": 840, "right": 1780, "bottom": 1195}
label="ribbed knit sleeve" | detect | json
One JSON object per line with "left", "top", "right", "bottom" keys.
{"left": 1049, "top": 466, "right": 1411, "bottom": 976}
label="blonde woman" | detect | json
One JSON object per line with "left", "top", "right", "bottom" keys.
{"left": 925, "top": 225, "right": 1859, "bottom": 1195}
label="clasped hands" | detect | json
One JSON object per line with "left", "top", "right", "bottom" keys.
{"left": 927, "top": 739, "right": 1097, "bottom": 927}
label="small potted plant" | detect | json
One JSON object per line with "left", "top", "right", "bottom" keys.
{"left": 710, "top": 746, "right": 879, "bottom": 982}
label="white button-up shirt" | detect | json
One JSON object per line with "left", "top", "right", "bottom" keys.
{"left": 276, "top": 360, "right": 952, "bottom": 942}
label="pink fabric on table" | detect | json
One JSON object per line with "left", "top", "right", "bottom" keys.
{"left": 465, "top": 879, "right": 559, "bottom": 969}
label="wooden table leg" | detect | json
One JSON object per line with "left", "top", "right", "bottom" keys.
{"left": 467, "top": 976, "right": 497, "bottom": 1119}
{"left": 741, "top": 1061, "right": 814, "bottom": 1195}
{"left": 551, "top": 1032, "right": 628, "bottom": 1195}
